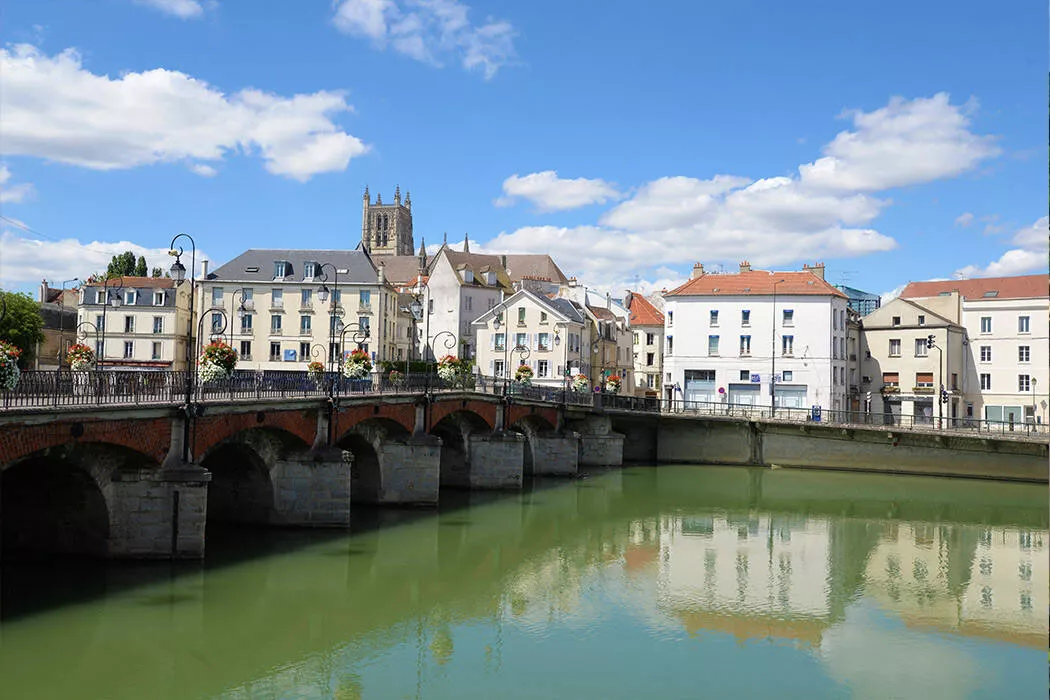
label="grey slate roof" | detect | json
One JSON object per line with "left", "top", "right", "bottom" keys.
{"left": 542, "top": 296, "right": 586, "bottom": 324}
{"left": 209, "top": 249, "right": 378, "bottom": 284}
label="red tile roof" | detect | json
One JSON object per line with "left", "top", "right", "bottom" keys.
{"left": 666, "top": 270, "right": 846, "bottom": 298}
{"left": 627, "top": 291, "right": 664, "bottom": 326}
{"left": 900, "top": 274, "right": 1048, "bottom": 301}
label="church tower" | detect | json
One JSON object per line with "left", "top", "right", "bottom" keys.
{"left": 361, "top": 186, "right": 414, "bottom": 256}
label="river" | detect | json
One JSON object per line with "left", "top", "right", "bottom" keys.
{"left": 1, "top": 465, "right": 1046, "bottom": 699}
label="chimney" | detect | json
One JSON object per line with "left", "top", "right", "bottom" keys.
{"left": 201, "top": 259, "right": 209, "bottom": 278}
{"left": 39, "top": 279, "right": 48, "bottom": 303}
{"left": 500, "top": 254, "right": 507, "bottom": 269}
{"left": 568, "top": 276, "right": 578, "bottom": 288}
{"left": 691, "top": 262, "right": 705, "bottom": 279}
{"left": 606, "top": 291, "right": 611, "bottom": 309}
{"left": 804, "top": 262, "right": 825, "bottom": 280}
{"left": 377, "top": 261, "right": 386, "bottom": 284}
{"left": 739, "top": 260, "right": 751, "bottom": 273}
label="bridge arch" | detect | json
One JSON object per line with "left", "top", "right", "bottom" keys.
{"left": 337, "top": 418, "right": 413, "bottom": 503}
{"left": 508, "top": 414, "right": 557, "bottom": 476}
{"left": 431, "top": 410, "right": 491, "bottom": 488}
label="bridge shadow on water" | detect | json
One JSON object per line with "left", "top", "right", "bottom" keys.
{"left": 0, "top": 472, "right": 596, "bottom": 623}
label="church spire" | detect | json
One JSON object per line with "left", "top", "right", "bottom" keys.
{"left": 418, "top": 237, "right": 427, "bottom": 273}
{"left": 463, "top": 232, "right": 470, "bottom": 254}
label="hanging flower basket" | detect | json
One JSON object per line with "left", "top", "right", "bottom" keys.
{"left": 514, "top": 364, "right": 533, "bottom": 386}
{"left": 571, "top": 373, "right": 589, "bottom": 393}
{"left": 198, "top": 340, "right": 237, "bottom": 383}
{"left": 436, "top": 354, "right": 461, "bottom": 383}
{"left": 606, "top": 374, "right": 622, "bottom": 394}
{"left": 308, "top": 361, "right": 325, "bottom": 378}
{"left": 342, "top": 348, "right": 372, "bottom": 379}
{"left": 67, "top": 343, "right": 95, "bottom": 372}
{"left": 0, "top": 340, "right": 22, "bottom": 391}
{"left": 388, "top": 369, "right": 405, "bottom": 387}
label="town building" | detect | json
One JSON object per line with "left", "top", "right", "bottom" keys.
{"left": 899, "top": 274, "right": 1048, "bottom": 426}
{"left": 625, "top": 291, "right": 665, "bottom": 396}
{"left": 858, "top": 296, "right": 967, "bottom": 426}
{"left": 471, "top": 288, "right": 587, "bottom": 384}
{"left": 200, "top": 250, "right": 406, "bottom": 372}
{"left": 836, "top": 284, "right": 882, "bottom": 316}
{"left": 554, "top": 279, "right": 634, "bottom": 394}
{"left": 360, "top": 186, "right": 414, "bottom": 256}
{"left": 662, "top": 261, "right": 849, "bottom": 412}
{"left": 35, "top": 280, "right": 79, "bottom": 370}
{"left": 77, "top": 276, "right": 191, "bottom": 371}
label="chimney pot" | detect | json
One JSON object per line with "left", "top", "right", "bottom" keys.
{"left": 201, "top": 259, "right": 209, "bottom": 278}
{"left": 691, "top": 262, "right": 705, "bottom": 280}
{"left": 739, "top": 261, "right": 751, "bottom": 274}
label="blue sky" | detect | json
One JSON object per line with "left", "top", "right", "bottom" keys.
{"left": 0, "top": 0, "right": 1046, "bottom": 297}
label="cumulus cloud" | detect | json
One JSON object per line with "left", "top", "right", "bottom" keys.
{"left": 954, "top": 216, "right": 1049, "bottom": 278}
{"left": 490, "top": 94, "right": 999, "bottom": 285}
{"left": 954, "top": 212, "right": 974, "bottom": 227}
{"left": 0, "top": 164, "right": 35, "bottom": 203}
{"left": 0, "top": 44, "right": 369, "bottom": 181}
{"left": 496, "top": 171, "right": 621, "bottom": 212}
{"left": 332, "top": 0, "right": 516, "bottom": 79}
{"left": 134, "top": 0, "right": 206, "bottom": 19}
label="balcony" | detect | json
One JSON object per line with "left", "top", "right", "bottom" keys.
{"left": 299, "top": 303, "right": 314, "bottom": 312}
{"left": 269, "top": 328, "right": 283, "bottom": 336}
{"left": 270, "top": 301, "right": 285, "bottom": 311}
{"left": 881, "top": 385, "right": 900, "bottom": 394}
{"left": 912, "top": 386, "right": 935, "bottom": 394}
{"left": 358, "top": 303, "right": 373, "bottom": 314}
{"left": 241, "top": 354, "right": 252, "bottom": 361}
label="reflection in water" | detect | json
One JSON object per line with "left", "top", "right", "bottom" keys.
{"left": 0, "top": 466, "right": 1045, "bottom": 700}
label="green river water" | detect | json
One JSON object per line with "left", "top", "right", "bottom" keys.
{"left": 0, "top": 464, "right": 1046, "bottom": 699}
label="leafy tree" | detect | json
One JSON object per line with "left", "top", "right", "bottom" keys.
{"left": 151, "top": 266, "right": 163, "bottom": 278}
{"left": 106, "top": 250, "right": 144, "bottom": 278}
{"left": 0, "top": 291, "right": 45, "bottom": 369}
{"left": 135, "top": 255, "right": 148, "bottom": 277}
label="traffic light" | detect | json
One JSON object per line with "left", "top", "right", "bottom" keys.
{"left": 940, "top": 385, "right": 949, "bottom": 404}
{"left": 926, "top": 334, "right": 935, "bottom": 349}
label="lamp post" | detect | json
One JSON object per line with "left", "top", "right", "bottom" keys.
{"left": 510, "top": 343, "right": 531, "bottom": 392}
{"left": 227, "top": 287, "right": 254, "bottom": 350}
{"left": 76, "top": 320, "right": 102, "bottom": 369}
{"left": 315, "top": 263, "right": 343, "bottom": 373}
{"left": 770, "top": 278, "right": 785, "bottom": 418}
{"left": 337, "top": 322, "right": 371, "bottom": 372}
{"left": 168, "top": 234, "right": 197, "bottom": 463}
{"left": 97, "top": 277, "right": 125, "bottom": 371}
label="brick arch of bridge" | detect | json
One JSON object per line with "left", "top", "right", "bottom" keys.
{"left": 333, "top": 402, "right": 416, "bottom": 440}
{"left": 193, "top": 409, "right": 319, "bottom": 462}
{"left": 428, "top": 399, "right": 496, "bottom": 433}
{"left": 199, "top": 426, "right": 314, "bottom": 524}
{"left": 2, "top": 441, "right": 159, "bottom": 558}
{"left": 505, "top": 404, "right": 559, "bottom": 434}
{"left": 335, "top": 417, "right": 414, "bottom": 503}
{"left": 0, "top": 416, "right": 171, "bottom": 472}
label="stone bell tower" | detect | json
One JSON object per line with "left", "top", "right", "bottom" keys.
{"left": 361, "top": 185, "right": 414, "bottom": 256}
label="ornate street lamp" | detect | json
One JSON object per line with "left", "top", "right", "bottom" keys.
{"left": 76, "top": 320, "right": 102, "bottom": 370}
{"left": 168, "top": 234, "right": 197, "bottom": 463}
{"left": 98, "top": 276, "right": 125, "bottom": 371}
{"left": 315, "top": 262, "right": 345, "bottom": 373}
{"left": 227, "top": 287, "right": 254, "bottom": 349}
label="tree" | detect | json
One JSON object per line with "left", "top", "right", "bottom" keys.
{"left": 0, "top": 291, "right": 45, "bottom": 369}
{"left": 106, "top": 250, "right": 139, "bottom": 278}
{"left": 151, "top": 266, "right": 163, "bottom": 278}
{"left": 135, "top": 255, "right": 147, "bottom": 277}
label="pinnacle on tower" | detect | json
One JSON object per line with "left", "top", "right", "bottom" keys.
{"left": 363, "top": 185, "right": 369, "bottom": 201}
{"left": 463, "top": 232, "right": 470, "bottom": 253}
{"left": 376, "top": 192, "right": 382, "bottom": 205}
{"left": 405, "top": 190, "right": 411, "bottom": 209}
{"left": 394, "top": 185, "right": 401, "bottom": 205}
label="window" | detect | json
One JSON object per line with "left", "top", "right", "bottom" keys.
{"left": 272, "top": 288, "right": 284, "bottom": 308}
{"left": 299, "top": 342, "right": 310, "bottom": 360}
{"left": 271, "top": 315, "right": 282, "bottom": 332}
{"left": 646, "top": 332, "right": 655, "bottom": 345}
{"left": 124, "top": 316, "right": 135, "bottom": 333}
{"left": 494, "top": 360, "right": 505, "bottom": 378}
{"left": 240, "top": 340, "right": 252, "bottom": 359}
{"left": 538, "top": 332, "right": 550, "bottom": 350}
{"left": 979, "top": 346, "right": 991, "bottom": 362}
{"left": 360, "top": 290, "right": 371, "bottom": 307}
{"left": 95, "top": 290, "right": 105, "bottom": 304}
{"left": 915, "top": 372, "right": 934, "bottom": 388}
{"left": 1019, "top": 375, "right": 1031, "bottom": 392}
{"left": 889, "top": 339, "right": 901, "bottom": 357}
{"left": 464, "top": 296, "right": 473, "bottom": 311}
{"left": 241, "top": 314, "right": 253, "bottom": 332}
{"left": 914, "top": 339, "right": 927, "bottom": 357}
{"left": 1018, "top": 316, "right": 1030, "bottom": 333}
{"left": 782, "top": 335, "right": 794, "bottom": 356}
{"left": 739, "top": 370, "right": 750, "bottom": 381}
{"left": 212, "top": 287, "right": 224, "bottom": 305}
{"left": 1019, "top": 345, "right": 1030, "bottom": 362}
{"left": 782, "top": 371, "right": 792, "bottom": 381}
{"left": 833, "top": 312, "right": 838, "bottom": 331}
{"left": 980, "top": 316, "right": 991, "bottom": 333}
{"left": 951, "top": 373, "right": 958, "bottom": 390}
{"left": 269, "top": 342, "right": 281, "bottom": 361}
{"left": 882, "top": 372, "right": 900, "bottom": 388}
{"left": 303, "top": 261, "right": 316, "bottom": 279}
{"left": 740, "top": 309, "right": 751, "bottom": 327}
{"left": 980, "top": 373, "right": 991, "bottom": 390}
{"left": 646, "top": 352, "right": 655, "bottom": 366}
{"left": 273, "top": 261, "right": 289, "bottom": 279}
{"left": 917, "top": 315, "right": 925, "bottom": 326}
{"left": 667, "top": 311, "right": 673, "bottom": 326}
{"left": 708, "top": 335, "right": 720, "bottom": 356}
{"left": 153, "top": 316, "right": 163, "bottom": 334}
{"left": 301, "top": 288, "right": 312, "bottom": 306}
{"left": 332, "top": 288, "right": 342, "bottom": 304}
{"left": 538, "top": 360, "right": 549, "bottom": 378}
{"left": 95, "top": 314, "right": 104, "bottom": 331}
{"left": 95, "top": 339, "right": 103, "bottom": 358}
{"left": 667, "top": 336, "right": 673, "bottom": 355}
{"left": 739, "top": 335, "right": 751, "bottom": 356}
{"left": 124, "top": 290, "right": 137, "bottom": 305}
{"left": 153, "top": 291, "right": 165, "bottom": 306}
{"left": 494, "top": 333, "right": 506, "bottom": 351}
{"left": 330, "top": 342, "right": 341, "bottom": 361}
{"left": 123, "top": 341, "right": 134, "bottom": 359}
{"left": 540, "top": 311, "right": 548, "bottom": 324}
{"left": 211, "top": 313, "right": 223, "bottom": 334}
{"left": 428, "top": 299, "right": 434, "bottom": 315}
{"left": 151, "top": 342, "right": 161, "bottom": 360}
{"left": 517, "top": 307, "right": 526, "bottom": 324}
{"left": 710, "top": 310, "right": 719, "bottom": 326}
{"left": 783, "top": 309, "right": 794, "bottom": 326}
{"left": 300, "top": 315, "right": 311, "bottom": 333}
{"left": 515, "top": 332, "right": 527, "bottom": 348}
{"left": 647, "top": 374, "right": 656, "bottom": 389}
{"left": 242, "top": 288, "right": 253, "bottom": 303}
{"left": 634, "top": 332, "right": 640, "bottom": 346}
{"left": 891, "top": 316, "right": 901, "bottom": 327}
{"left": 359, "top": 316, "right": 370, "bottom": 332}
{"left": 833, "top": 367, "right": 838, "bottom": 385}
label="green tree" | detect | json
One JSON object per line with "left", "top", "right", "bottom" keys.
{"left": 135, "top": 255, "right": 148, "bottom": 277}
{"left": 0, "top": 291, "right": 45, "bottom": 369}
{"left": 151, "top": 266, "right": 163, "bottom": 278}
{"left": 106, "top": 250, "right": 139, "bottom": 278}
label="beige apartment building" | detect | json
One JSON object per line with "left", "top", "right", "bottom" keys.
{"left": 625, "top": 291, "right": 664, "bottom": 396}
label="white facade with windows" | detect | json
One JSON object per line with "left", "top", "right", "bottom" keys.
{"left": 663, "top": 263, "right": 849, "bottom": 412}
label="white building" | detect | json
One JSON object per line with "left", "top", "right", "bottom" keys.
{"left": 77, "top": 276, "right": 191, "bottom": 371}
{"left": 471, "top": 289, "right": 588, "bottom": 384}
{"left": 663, "top": 262, "right": 849, "bottom": 412}
{"left": 554, "top": 279, "right": 634, "bottom": 394}
{"left": 625, "top": 291, "right": 665, "bottom": 396}
{"left": 900, "top": 274, "right": 1049, "bottom": 426}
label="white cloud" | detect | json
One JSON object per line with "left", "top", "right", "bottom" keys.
{"left": 496, "top": 171, "right": 621, "bottom": 212}
{"left": 135, "top": 0, "right": 205, "bottom": 19}
{"left": 332, "top": 0, "right": 516, "bottom": 79}
{"left": 189, "top": 163, "right": 217, "bottom": 177}
{"left": 0, "top": 164, "right": 35, "bottom": 203}
{"left": 798, "top": 93, "right": 1000, "bottom": 192}
{"left": 0, "top": 45, "right": 369, "bottom": 181}
{"left": 954, "top": 212, "right": 974, "bottom": 227}
{"left": 954, "top": 216, "right": 1049, "bottom": 278}
{"left": 0, "top": 229, "right": 208, "bottom": 290}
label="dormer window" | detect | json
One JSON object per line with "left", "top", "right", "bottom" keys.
{"left": 486, "top": 271, "right": 496, "bottom": 285}
{"left": 124, "top": 290, "right": 137, "bottom": 305}
{"left": 153, "top": 291, "right": 165, "bottom": 306}
{"left": 95, "top": 290, "right": 105, "bottom": 304}
{"left": 463, "top": 269, "right": 474, "bottom": 283}
{"left": 274, "top": 260, "right": 290, "bottom": 279}
{"left": 303, "top": 262, "right": 316, "bottom": 279}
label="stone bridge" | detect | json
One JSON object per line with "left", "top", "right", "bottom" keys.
{"left": 0, "top": 391, "right": 624, "bottom": 560}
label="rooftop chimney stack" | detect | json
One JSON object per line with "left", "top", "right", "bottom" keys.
{"left": 739, "top": 260, "right": 751, "bottom": 273}
{"left": 377, "top": 262, "right": 386, "bottom": 284}
{"left": 691, "top": 262, "right": 705, "bottom": 279}
{"left": 201, "top": 260, "right": 209, "bottom": 279}
{"left": 568, "top": 276, "right": 578, "bottom": 288}
{"left": 803, "top": 262, "right": 825, "bottom": 280}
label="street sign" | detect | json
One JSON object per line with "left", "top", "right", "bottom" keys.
{"left": 774, "top": 373, "right": 782, "bottom": 383}
{"left": 750, "top": 373, "right": 761, "bottom": 383}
